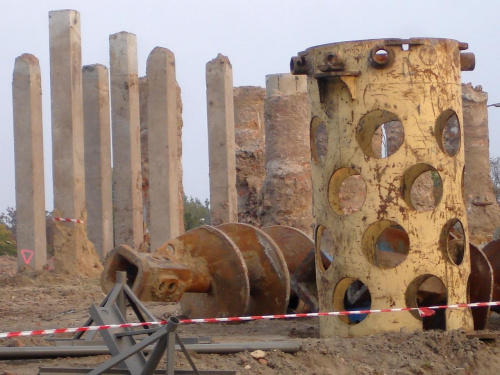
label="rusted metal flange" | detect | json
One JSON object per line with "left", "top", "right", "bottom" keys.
{"left": 261, "top": 226, "right": 314, "bottom": 275}
{"left": 480, "top": 239, "right": 500, "bottom": 314}
{"left": 261, "top": 225, "right": 314, "bottom": 313}
{"left": 217, "top": 223, "right": 290, "bottom": 315}
{"left": 101, "top": 244, "right": 202, "bottom": 302}
{"left": 469, "top": 242, "right": 494, "bottom": 330}
{"left": 101, "top": 245, "right": 152, "bottom": 297}
{"left": 164, "top": 226, "right": 250, "bottom": 319}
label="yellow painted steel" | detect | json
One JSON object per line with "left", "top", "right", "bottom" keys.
{"left": 292, "top": 38, "right": 474, "bottom": 337}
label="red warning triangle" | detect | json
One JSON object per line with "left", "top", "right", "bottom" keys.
{"left": 21, "top": 249, "right": 34, "bottom": 264}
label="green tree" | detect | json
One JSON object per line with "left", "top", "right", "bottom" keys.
{"left": 183, "top": 195, "right": 211, "bottom": 231}
{"left": 0, "top": 224, "right": 16, "bottom": 256}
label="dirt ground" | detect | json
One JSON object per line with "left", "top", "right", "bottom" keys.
{"left": 2, "top": 255, "right": 500, "bottom": 375}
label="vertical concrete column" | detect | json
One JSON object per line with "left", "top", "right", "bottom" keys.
{"left": 83, "top": 64, "right": 114, "bottom": 260}
{"left": 146, "top": 47, "right": 180, "bottom": 251}
{"left": 175, "top": 83, "right": 186, "bottom": 232}
{"left": 12, "top": 54, "right": 47, "bottom": 271}
{"left": 258, "top": 74, "right": 312, "bottom": 236}
{"left": 206, "top": 54, "right": 237, "bottom": 225}
{"left": 139, "top": 76, "right": 185, "bottom": 243}
{"left": 49, "top": 10, "right": 102, "bottom": 276}
{"left": 234, "top": 86, "right": 266, "bottom": 226}
{"left": 462, "top": 83, "right": 500, "bottom": 244}
{"left": 109, "top": 32, "right": 144, "bottom": 249}
{"left": 139, "top": 77, "right": 150, "bottom": 234}
{"left": 49, "top": 10, "right": 86, "bottom": 221}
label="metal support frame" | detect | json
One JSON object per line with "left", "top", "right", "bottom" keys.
{"left": 37, "top": 272, "right": 235, "bottom": 375}
{"left": 74, "top": 271, "right": 159, "bottom": 342}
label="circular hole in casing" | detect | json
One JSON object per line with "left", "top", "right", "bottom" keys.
{"left": 316, "top": 225, "right": 335, "bottom": 272}
{"left": 310, "top": 116, "right": 328, "bottom": 164}
{"left": 333, "top": 278, "right": 371, "bottom": 325}
{"left": 405, "top": 274, "right": 447, "bottom": 330}
{"left": 440, "top": 219, "right": 466, "bottom": 266}
{"left": 328, "top": 168, "right": 367, "bottom": 215}
{"left": 371, "top": 120, "right": 405, "bottom": 158}
{"left": 402, "top": 164, "right": 443, "bottom": 212}
{"left": 362, "top": 220, "right": 409, "bottom": 269}
{"left": 356, "top": 110, "right": 404, "bottom": 158}
{"left": 435, "top": 109, "right": 461, "bottom": 157}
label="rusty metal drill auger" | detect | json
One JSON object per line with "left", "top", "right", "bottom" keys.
{"left": 101, "top": 224, "right": 314, "bottom": 318}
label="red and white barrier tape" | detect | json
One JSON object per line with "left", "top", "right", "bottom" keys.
{"left": 53, "top": 217, "right": 84, "bottom": 224}
{"left": 1, "top": 301, "right": 498, "bottom": 339}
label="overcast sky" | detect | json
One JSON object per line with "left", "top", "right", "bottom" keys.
{"left": 0, "top": 0, "right": 499, "bottom": 212}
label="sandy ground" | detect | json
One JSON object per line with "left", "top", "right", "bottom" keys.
{"left": 2, "top": 255, "right": 500, "bottom": 374}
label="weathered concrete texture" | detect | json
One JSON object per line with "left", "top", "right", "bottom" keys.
{"left": 234, "top": 86, "right": 266, "bottom": 226}
{"left": 258, "top": 74, "right": 312, "bottom": 236}
{"left": 49, "top": 10, "right": 86, "bottom": 219}
{"left": 139, "top": 76, "right": 184, "bottom": 244}
{"left": 139, "top": 76, "right": 150, "bottom": 231}
{"left": 49, "top": 10, "right": 101, "bottom": 276}
{"left": 109, "top": 32, "right": 144, "bottom": 250}
{"left": 83, "top": 64, "right": 114, "bottom": 260}
{"left": 146, "top": 47, "right": 181, "bottom": 251}
{"left": 12, "top": 54, "right": 47, "bottom": 271}
{"left": 206, "top": 54, "right": 237, "bottom": 225}
{"left": 462, "top": 83, "right": 500, "bottom": 245}
{"left": 175, "top": 83, "right": 185, "bottom": 232}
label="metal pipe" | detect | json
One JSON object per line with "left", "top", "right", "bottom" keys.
{"left": 460, "top": 52, "right": 475, "bottom": 71}
{"left": 166, "top": 330, "right": 176, "bottom": 375}
{"left": 39, "top": 367, "right": 235, "bottom": 374}
{"left": 116, "top": 271, "right": 127, "bottom": 318}
{"left": 180, "top": 341, "right": 302, "bottom": 353}
{"left": 142, "top": 317, "right": 179, "bottom": 375}
{"left": 0, "top": 340, "right": 301, "bottom": 359}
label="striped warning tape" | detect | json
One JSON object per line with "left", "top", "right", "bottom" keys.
{"left": 53, "top": 217, "right": 85, "bottom": 224}
{"left": 1, "top": 301, "right": 498, "bottom": 339}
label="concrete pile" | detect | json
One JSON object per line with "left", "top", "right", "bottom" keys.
{"left": 234, "top": 86, "right": 266, "bottom": 226}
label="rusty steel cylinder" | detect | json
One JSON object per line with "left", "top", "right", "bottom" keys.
{"left": 292, "top": 38, "right": 474, "bottom": 337}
